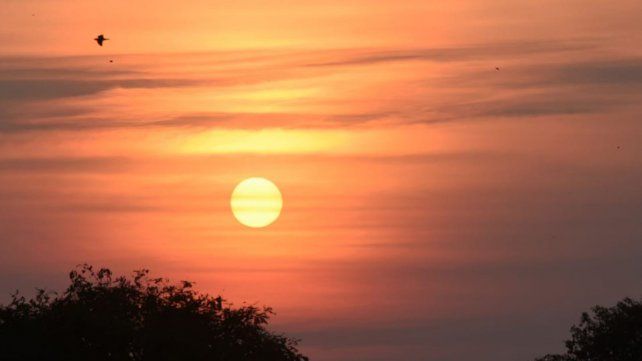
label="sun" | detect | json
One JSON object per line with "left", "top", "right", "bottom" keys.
{"left": 230, "top": 177, "right": 283, "bottom": 228}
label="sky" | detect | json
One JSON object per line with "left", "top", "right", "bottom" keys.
{"left": 1, "top": 1, "right": 642, "bottom": 360}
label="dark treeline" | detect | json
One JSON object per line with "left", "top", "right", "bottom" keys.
{"left": 0, "top": 264, "right": 308, "bottom": 361}
{"left": 535, "top": 297, "right": 642, "bottom": 361}
{"left": 0, "top": 264, "right": 640, "bottom": 361}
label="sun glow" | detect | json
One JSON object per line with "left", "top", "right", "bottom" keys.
{"left": 230, "top": 177, "right": 283, "bottom": 228}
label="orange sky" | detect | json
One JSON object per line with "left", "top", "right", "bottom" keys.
{"left": 1, "top": 1, "right": 642, "bottom": 360}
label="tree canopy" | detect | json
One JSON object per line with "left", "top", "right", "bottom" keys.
{"left": 0, "top": 264, "right": 308, "bottom": 361}
{"left": 536, "top": 297, "right": 642, "bottom": 361}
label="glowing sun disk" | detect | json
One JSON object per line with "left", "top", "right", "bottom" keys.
{"left": 230, "top": 177, "right": 282, "bottom": 228}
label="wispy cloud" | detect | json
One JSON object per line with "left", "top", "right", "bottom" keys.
{"left": 1, "top": 40, "right": 641, "bottom": 133}
{"left": 303, "top": 39, "right": 596, "bottom": 67}
{"left": 0, "top": 156, "right": 131, "bottom": 173}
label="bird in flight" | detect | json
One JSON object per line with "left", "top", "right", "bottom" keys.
{"left": 94, "top": 34, "right": 109, "bottom": 46}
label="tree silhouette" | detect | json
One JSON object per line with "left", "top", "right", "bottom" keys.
{"left": 535, "top": 297, "right": 642, "bottom": 361}
{"left": 0, "top": 264, "right": 308, "bottom": 361}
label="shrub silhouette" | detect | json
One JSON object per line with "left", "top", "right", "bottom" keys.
{"left": 0, "top": 264, "right": 308, "bottom": 361}
{"left": 535, "top": 297, "right": 642, "bottom": 361}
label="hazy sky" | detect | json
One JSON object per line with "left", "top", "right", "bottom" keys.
{"left": 1, "top": 1, "right": 641, "bottom": 360}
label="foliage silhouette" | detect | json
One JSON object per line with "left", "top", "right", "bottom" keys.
{"left": 0, "top": 264, "right": 308, "bottom": 361}
{"left": 535, "top": 297, "right": 642, "bottom": 361}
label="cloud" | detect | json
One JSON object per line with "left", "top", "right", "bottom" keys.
{"left": 425, "top": 57, "right": 642, "bottom": 121}
{"left": 438, "top": 93, "right": 623, "bottom": 119}
{"left": 303, "top": 39, "right": 596, "bottom": 67}
{"left": 440, "top": 58, "right": 642, "bottom": 90}
{"left": 553, "top": 58, "right": 642, "bottom": 87}
{"left": 0, "top": 156, "right": 131, "bottom": 173}
{"left": 0, "top": 78, "right": 199, "bottom": 101}
{"left": 1, "top": 41, "right": 641, "bottom": 133}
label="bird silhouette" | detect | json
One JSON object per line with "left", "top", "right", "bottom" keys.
{"left": 94, "top": 34, "right": 109, "bottom": 46}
